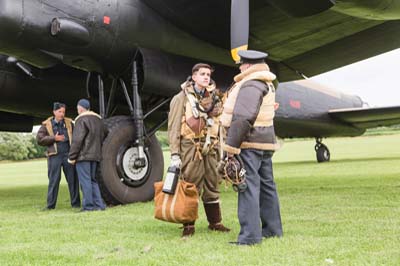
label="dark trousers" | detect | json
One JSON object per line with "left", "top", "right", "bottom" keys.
{"left": 237, "top": 149, "right": 283, "bottom": 244}
{"left": 76, "top": 161, "right": 105, "bottom": 211}
{"left": 47, "top": 153, "right": 80, "bottom": 209}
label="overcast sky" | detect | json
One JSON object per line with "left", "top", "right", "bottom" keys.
{"left": 311, "top": 48, "right": 400, "bottom": 107}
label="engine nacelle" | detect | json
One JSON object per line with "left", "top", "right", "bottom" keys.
{"left": 137, "top": 48, "right": 238, "bottom": 97}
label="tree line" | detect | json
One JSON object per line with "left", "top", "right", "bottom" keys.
{"left": 0, "top": 131, "right": 170, "bottom": 161}
{"left": 2, "top": 126, "right": 398, "bottom": 161}
{"left": 0, "top": 132, "right": 46, "bottom": 161}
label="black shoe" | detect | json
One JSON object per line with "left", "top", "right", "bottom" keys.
{"left": 72, "top": 205, "right": 81, "bottom": 209}
{"left": 41, "top": 207, "right": 54, "bottom": 211}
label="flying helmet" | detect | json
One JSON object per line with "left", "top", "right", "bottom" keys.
{"left": 219, "top": 155, "right": 247, "bottom": 192}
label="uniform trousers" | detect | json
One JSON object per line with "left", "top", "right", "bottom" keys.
{"left": 237, "top": 149, "right": 283, "bottom": 244}
{"left": 180, "top": 139, "right": 220, "bottom": 204}
{"left": 76, "top": 161, "right": 105, "bottom": 211}
{"left": 47, "top": 152, "right": 80, "bottom": 209}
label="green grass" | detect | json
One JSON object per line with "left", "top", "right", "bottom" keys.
{"left": 1, "top": 134, "right": 400, "bottom": 265}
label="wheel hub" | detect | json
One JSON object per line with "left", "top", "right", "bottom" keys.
{"left": 118, "top": 146, "right": 150, "bottom": 186}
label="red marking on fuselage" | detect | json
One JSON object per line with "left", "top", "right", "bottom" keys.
{"left": 103, "top": 16, "right": 111, "bottom": 25}
{"left": 290, "top": 100, "right": 301, "bottom": 109}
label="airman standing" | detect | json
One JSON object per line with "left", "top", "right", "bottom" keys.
{"left": 168, "top": 63, "right": 230, "bottom": 237}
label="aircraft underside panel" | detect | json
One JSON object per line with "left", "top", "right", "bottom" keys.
{"left": 274, "top": 117, "right": 365, "bottom": 139}
{"left": 0, "top": 111, "right": 33, "bottom": 132}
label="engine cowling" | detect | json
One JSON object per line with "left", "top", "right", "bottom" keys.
{"left": 136, "top": 48, "right": 238, "bottom": 97}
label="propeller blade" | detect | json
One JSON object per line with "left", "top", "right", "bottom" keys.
{"left": 231, "top": 0, "right": 249, "bottom": 62}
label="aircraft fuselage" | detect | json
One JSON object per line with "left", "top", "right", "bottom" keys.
{"left": 0, "top": 0, "right": 231, "bottom": 74}
{"left": 0, "top": 56, "right": 364, "bottom": 138}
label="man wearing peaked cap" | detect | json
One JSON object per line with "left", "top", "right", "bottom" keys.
{"left": 37, "top": 102, "right": 81, "bottom": 210}
{"left": 220, "top": 50, "right": 283, "bottom": 245}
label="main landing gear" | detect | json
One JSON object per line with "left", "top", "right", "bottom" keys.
{"left": 315, "top": 138, "right": 330, "bottom": 163}
{"left": 90, "top": 60, "right": 170, "bottom": 205}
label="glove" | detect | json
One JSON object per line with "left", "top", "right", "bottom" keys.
{"left": 170, "top": 154, "right": 182, "bottom": 168}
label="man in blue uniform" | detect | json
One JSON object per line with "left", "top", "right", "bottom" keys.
{"left": 221, "top": 50, "right": 283, "bottom": 245}
{"left": 37, "top": 102, "right": 80, "bottom": 210}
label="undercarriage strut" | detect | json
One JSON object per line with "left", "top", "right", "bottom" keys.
{"left": 131, "top": 61, "right": 146, "bottom": 168}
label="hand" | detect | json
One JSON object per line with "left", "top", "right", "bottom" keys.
{"left": 170, "top": 154, "right": 181, "bottom": 168}
{"left": 55, "top": 132, "right": 65, "bottom": 142}
{"left": 67, "top": 159, "right": 76, "bottom": 165}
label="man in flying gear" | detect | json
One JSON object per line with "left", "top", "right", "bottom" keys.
{"left": 168, "top": 63, "right": 230, "bottom": 238}
{"left": 221, "top": 50, "right": 283, "bottom": 245}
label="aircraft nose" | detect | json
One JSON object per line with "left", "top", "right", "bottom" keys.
{"left": 0, "top": 1, "right": 23, "bottom": 44}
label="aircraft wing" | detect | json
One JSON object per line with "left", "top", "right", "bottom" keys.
{"left": 328, "top": 106, "right": 400, "bottom": 129}
{"left": 144, "top": 0, "right": 400, "bottom": 81}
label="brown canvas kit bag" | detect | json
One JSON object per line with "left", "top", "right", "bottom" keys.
{"left": 154, "top": 180, "right": 199, "bottom": 223}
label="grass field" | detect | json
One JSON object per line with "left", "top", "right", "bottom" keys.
{"left": 1, "top": 134, "right": 400, "bottom": 265}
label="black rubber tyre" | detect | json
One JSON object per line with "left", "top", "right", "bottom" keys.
{"left": 97, "top": 116, "right": 164, "bottom": 205}
{"left": 316, "top": 144, "right": 330, "bottom": 163}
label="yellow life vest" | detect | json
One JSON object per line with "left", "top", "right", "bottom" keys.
{"left": 221, "top": 66, "right": 276, "bottom": 128}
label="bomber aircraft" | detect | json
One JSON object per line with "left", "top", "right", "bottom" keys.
{"left": 1, "top": 0, "right": 400, "bottom": 205}
{"left": 2, "top": 55, "right": 400, "bottom": 204}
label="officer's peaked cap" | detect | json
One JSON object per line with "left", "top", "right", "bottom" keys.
{"left": 238, "top": 50, "right": 268, "bottom": 64}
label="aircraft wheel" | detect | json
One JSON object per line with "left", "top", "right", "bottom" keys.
{"left": 97, "top": 116, "right": 164, "bottom": 205}
{"left": 315, "top": 143, "right": 330, "bottom": 163}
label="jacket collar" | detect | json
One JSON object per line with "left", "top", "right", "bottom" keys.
{"left": 75, "top": 111, "right": 102, "bottom": 121}
{"left": 234, "top": 63, "right": 276, "bottom": 83}
{"left": 181, "top": 79, "right": 216, "bottom": 95}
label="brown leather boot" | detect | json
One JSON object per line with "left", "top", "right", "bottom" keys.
{"left": 182, "top": 222, "right": 195, "bottom": 238}
{"left": 204, "top": 203, "right": 230, "bottom": 232}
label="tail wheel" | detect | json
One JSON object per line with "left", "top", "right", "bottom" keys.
{"left": 315, "top": 143, "right": 330, "bottom": 163}
{"left": 97, "top": 116, "right": 164, "bottom": 205}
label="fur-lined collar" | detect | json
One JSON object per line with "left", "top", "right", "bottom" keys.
{"left": 180, "top": 79, "right": 216, "bottom": 94}
{"left": 234, "top": 63, "right": 276, "bottom": 83}
{"left": 75, "top": 111, "right": 102, "bottom": 121}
